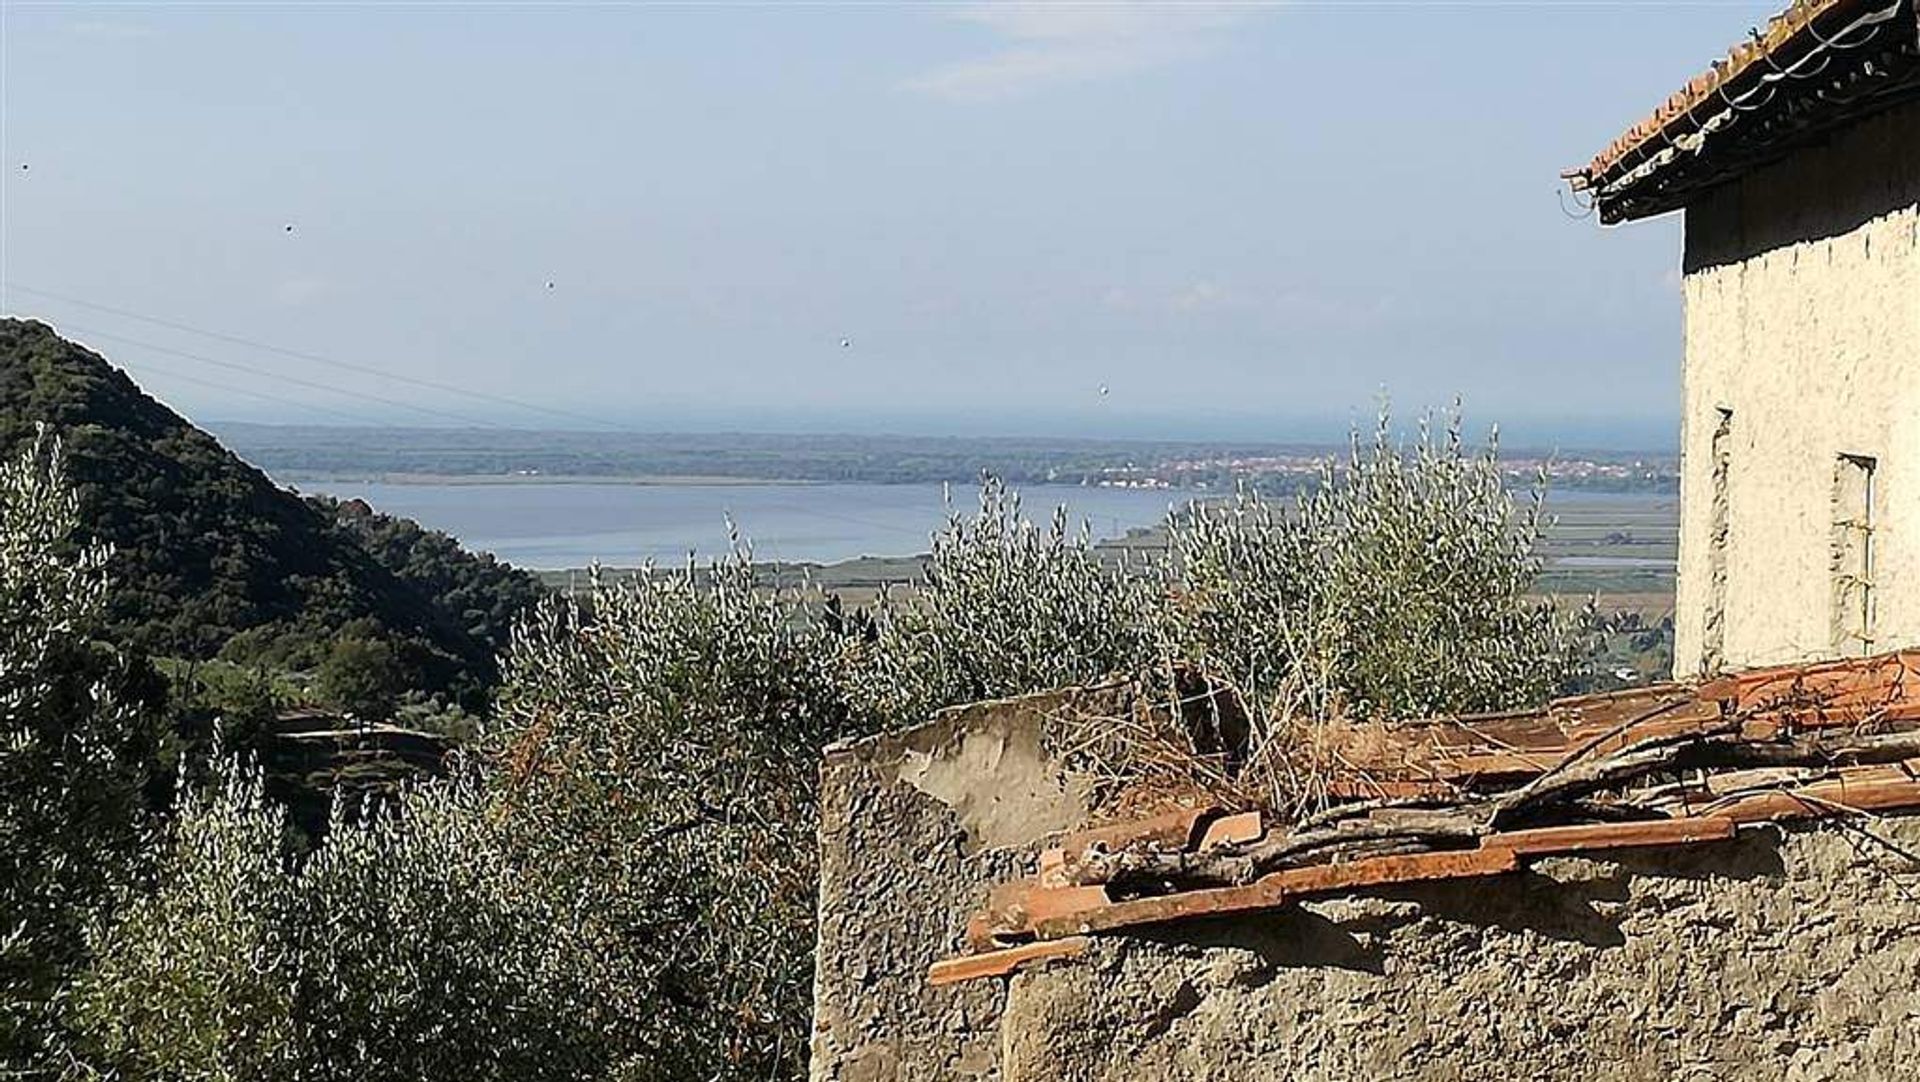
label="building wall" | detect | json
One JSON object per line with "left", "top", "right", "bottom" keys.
{"left": 812, "top": 689, "right": 1920, "bottom": 1081}
{"left": 1673, "top": 99, "right": 1920, "bottom": 675}
{"left": 811, "top": 687, "right": 1112, "bottom": 1080}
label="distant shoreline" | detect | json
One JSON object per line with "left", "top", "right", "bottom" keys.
{"left": 223, "top": 424, "right": 1680, "bottom": 496}
{"left": 279, "top": 471, "right": 1676, "bottom": 497}
{"left": 279, "top": 472, "right": 824, "bottom": 488}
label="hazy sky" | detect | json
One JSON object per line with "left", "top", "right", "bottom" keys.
{"left": 1, "top": 2, "right": 1787, "bottom": 447}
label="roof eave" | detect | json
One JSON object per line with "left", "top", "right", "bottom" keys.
{"left": 1568, "top": 0, "right": 1920, "bottom": 223}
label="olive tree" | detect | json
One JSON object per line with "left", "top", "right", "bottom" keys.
{"left": 57, "top": 405, "right": 1601, "bottom": 1080}
{"left": 852, "top": 478, "right": 1163, "bottom": 726}
{"left": 1167, "top": 405, "right": 1598, "bottom": 721}
{"left": 72, "top": 757, "right": 615, "bottom": 1082}
{"left": 0, "top": 430, "right": 162, "bottom": 1065}
{"left": 485, "top": 553, "right": 856, "bottom": 1079}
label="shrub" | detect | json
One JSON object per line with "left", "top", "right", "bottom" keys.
{"left": 0, "top": 430, "right": 164, "bottom": 1065}
{"left": 68, "top": 761, "right": 301, "bottom": 1080}
{"left": 1169, "top": 406, "right": 1595, "bottom": 721}
{"left": 68, "top": 550, "right": 862, "bottom": 1082}
{"left": 315, "top": 635, "right": 405, "bottom": 722}
{"left": 1160, "top": 406, "right": 1600, "bottom": 812}
{"left": 74, "top": 756, "right": 617, "bottom": 1081}
{"left": 852, "top": 478, "right": 1163, "bottom": 725}
{"left": 49, "top": 405, "right": 1601, "bottom": 1079}
{"left": 486, "top": 552, "right": 856, "bottom": 1079}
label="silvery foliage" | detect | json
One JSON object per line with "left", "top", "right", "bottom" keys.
{"left": 0, "top": 429, "right": 156, "bottom": 1063}
{"left": 1167, "top": 406, "right": 1597, "bottom": 723}
{"left": 488, "top": 549, "right": 852, "bottom": 1080}
{"left": 70, "top": 546, "right": 846, "bottom": 1082}
{"left": 854, "top": 477, "right": 1162, "bottom": 725}
{"left": 58, "top": 407, "right": 1597, "bottom": 1080}
{"left": 74, "top": 760, "right": 612, "bottom": 1081}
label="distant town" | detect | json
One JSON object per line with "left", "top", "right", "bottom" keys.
{"left": 1090, "top": 451, "right": 1675, "bottom": 493}
{"left": 216, "top": 422, "right": 1679, "bottom": 494}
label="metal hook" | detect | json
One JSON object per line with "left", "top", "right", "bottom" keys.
{"left": 1557, "top": 187, "right": 1596, "bottom": 221}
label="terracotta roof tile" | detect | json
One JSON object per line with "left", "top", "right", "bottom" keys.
{"left": 1582, "top": 0, "right": 1858, "bottom": 184}
{"left": 1570, "top": 0, "right": 1920, "bottom": 220}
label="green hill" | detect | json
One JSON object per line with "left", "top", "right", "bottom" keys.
{"left": 0, "top": 318, "right": 543, "bottom": 710}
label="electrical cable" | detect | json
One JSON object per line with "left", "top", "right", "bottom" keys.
{"left": 50, "top": 321, "right": 502, "bottom": 428}
{"left": 119, "top": 358, "right": 391, "bottom": 427}
{"left": 3, "top": 281, "right": 632, "bottom": 431}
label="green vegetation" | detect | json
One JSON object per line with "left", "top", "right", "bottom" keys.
{"left": 852, "top": 478, "right": 1162, "bottom": 726}
{"left": 1170, "top": 413, "right": 1597, "bottom": 724}
{"left": 0, "top": 333, "right": 1607, "bottom": 1080}
{"left": 488, "top": 555, "right": 856, "bottom": 1076}
{"left": 65, "top": 556, "right": 856, "bottom": 1079}
{"left": 0, "top": 431, "right": 167, "bottom": 1063}
{"left": 0, "top": 319, "right": 543, "bottom": 717}
{"left": 316, "top": 495, "right": 544, "bottom": 660}
{"left": 313, "top": 634, "right": 407, "bottom": 723}
{"left": 74, "top": 762, "right": 606, "bottom": 1080}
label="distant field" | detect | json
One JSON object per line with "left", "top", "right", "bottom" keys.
{"left": 221, "top": 422, "right": 1349, "bottom": 488}
{"left": 542, "top": 493, "right": 1679, "bottom": 622}
{"left": 1535, "top": 492, "right": 1678, "bottom": 616}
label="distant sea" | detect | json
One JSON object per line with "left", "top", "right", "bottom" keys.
{"left": 302, "top": 481, "right": 1189, "bottom": 569}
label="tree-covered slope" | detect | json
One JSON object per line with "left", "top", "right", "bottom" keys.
{"left": 0, "top": 318, "right": 540, "bottom": 706}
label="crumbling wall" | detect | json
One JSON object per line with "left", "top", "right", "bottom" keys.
{"left": 813, "top": 689, "right": 1920, "bottom": 1081}
{"left": 811, "top": 685, "right": 1115, "bottom": 1080}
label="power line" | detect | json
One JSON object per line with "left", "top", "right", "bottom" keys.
{"left": 118, "top": 357, "right": 391, "bottom": 428}
{"left": 9, "top": 294, "right": 1089, "bottom": 548}
{"left": 53, "top": 321, "right": 504, "bottom": 428}
{"left": 3, "top": 281, "right": 632, "bottom": 432}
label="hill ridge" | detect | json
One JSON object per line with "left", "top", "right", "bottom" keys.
{"left": 0, "top": 317, "right": 541, "bottom": 707}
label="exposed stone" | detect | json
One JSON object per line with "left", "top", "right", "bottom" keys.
{"left": 813, "top": 686, "right": 1920, "bottom": 1081}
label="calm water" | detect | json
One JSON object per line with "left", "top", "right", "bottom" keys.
{"left": 304, "top": 481, "right": 1188, "bottom": 569}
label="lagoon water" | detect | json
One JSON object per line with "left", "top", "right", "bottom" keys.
{"left": 303, "top": 480, "right": 1189, "bottom": 569}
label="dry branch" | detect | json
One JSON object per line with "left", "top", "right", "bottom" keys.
{"left": 1071, "top": 724, "right": 1920, "bottom": 891}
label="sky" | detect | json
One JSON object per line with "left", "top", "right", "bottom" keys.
{"left": 0, "top": 1, "right": 1793, "bottom": 449}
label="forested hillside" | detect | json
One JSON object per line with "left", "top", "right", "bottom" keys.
{"left": 0, "top": 319, "right": 541, "bottom": 709}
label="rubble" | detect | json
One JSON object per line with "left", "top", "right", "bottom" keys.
{"left": 934, "top": 649, "right": 1920, "bottom": 985}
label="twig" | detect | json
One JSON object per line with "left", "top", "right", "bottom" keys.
{"left": 1500, "top": 694, "right": 1694, "bottom": 801}
{"left": 1069, "top": 725, "right": 1920, "bottom": 890}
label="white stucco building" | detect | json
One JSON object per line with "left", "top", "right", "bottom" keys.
{"left": 1568, "top": 0, "right": 1920, "bottom": 677}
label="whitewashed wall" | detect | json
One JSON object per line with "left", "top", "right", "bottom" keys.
{"left": 1674, "top": 100, "right": 1920, "bottom": 675}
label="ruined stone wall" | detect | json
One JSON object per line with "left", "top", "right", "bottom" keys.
{"left": 1674, "top": 99, "right": 1920, "bottom": 676}
{"left": 813, "top": 690, "right": 1920, "bottom": 1081}
{"left": 811, "top": 687, "right": 1109, "bottom": 1080}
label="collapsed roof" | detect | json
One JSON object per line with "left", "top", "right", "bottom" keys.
{"left": 934, "top": 649, "right": 1920, "bottom": 986}
{"left": 1567, "top": 0, "right": 1920, "bottom": 223}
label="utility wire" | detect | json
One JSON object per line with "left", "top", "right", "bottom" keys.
{"left": 53, "top": 321, "right": 502, "bottom": 428}
{"left": 8, "top": 290, "right": 1126, "bottom": 547}
{"left": 119, "top": 357, "right": 391, "bottom": 428}
{"left": 3, "top": 281, "right": 632, "bottom": 432}
{"left": 51, "top": 321, "right": 955, "bottom": 542}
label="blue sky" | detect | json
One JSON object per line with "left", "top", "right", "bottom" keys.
{"left": 1, "top": 2, "right": 1787, "bottom": 448}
